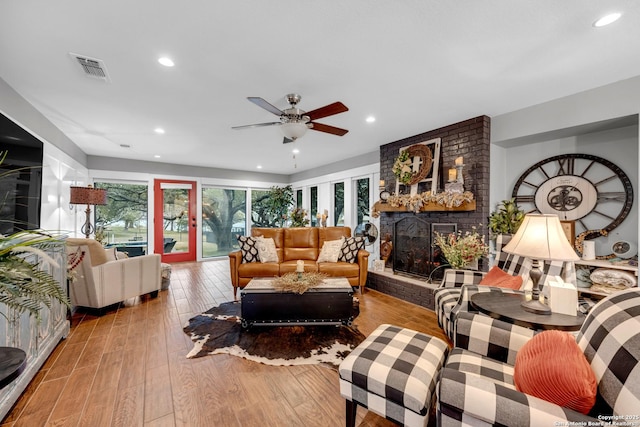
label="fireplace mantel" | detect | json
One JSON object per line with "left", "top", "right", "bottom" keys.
{"left": 373, "top": 200, "right": 476, "bottom": 213}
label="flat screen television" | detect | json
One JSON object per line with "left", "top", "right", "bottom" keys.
{"left": 0, "top": 112, "right": 43, "bottom": 235}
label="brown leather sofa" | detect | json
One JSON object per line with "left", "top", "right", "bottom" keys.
{"left": 229, "top": 226, "right": 369, "bottom": 298}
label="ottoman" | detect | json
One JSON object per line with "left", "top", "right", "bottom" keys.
{"left": 338, "top": 324, "right": 449, "bottom": 427}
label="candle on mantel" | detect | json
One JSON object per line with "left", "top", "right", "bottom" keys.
{"left": 379, "top": 179, "right": 385, "bottom": 188}
{"left": 455, "top": 156, "right": 464, "bottom": 166}
{"left": 296, "top": 259, "right": 304, "bottom": 273}
{"left": 448, "top": 168, "right": 457, "bottom": 181}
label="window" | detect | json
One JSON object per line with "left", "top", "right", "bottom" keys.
{"left": 95, "top": 182, "right": 148, "bottom": 249}
{"left": 334, "top": 182, "right": 344, "bottom": 226}
{"left": 355, "top": 178, "right": 370, "bottom": 225}
{"left": 201, "top": 187, "right": 247, "bottom": 258}
{"left": 296, "top": 189, "right": 303, "bottom": 208}
{"left": 310, "top": 186, "right": 318, "bottom": 227}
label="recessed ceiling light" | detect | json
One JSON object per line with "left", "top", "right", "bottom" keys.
{"left": 158, "top": 57, "right": 174, "bottom": 67}
{"left": 366, "top": 116, "right": 376, "bottom": 123}
{"left": 292, "top": 148, "right": 300, "bottom": 154}
{"left": 154, "top": 128, "right": 165, "bottom": 134}
{"left": 256, "top": 165, "right": 263, "bottom": 169}
{"left": 593, "top": 12, "right": 621, "bottom": 27}
{"left": 154, "top": 155, "right": 161, "bottom": 158}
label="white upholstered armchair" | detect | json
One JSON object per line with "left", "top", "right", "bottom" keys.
{"left": 66, "top": 238, "right": 161, "bottom": 310}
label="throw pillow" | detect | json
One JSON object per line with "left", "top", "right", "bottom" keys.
{"left": 237, "top": 236, "right": 260, "bottom": 264}
{"left": 514, "top": 330, "right": 597, "bottom": 414}
{"left": 479, "top": 265, "right": 523, "bottom": 290}
{"left": 338, "top": 236, "right": 365, "bottom": 264}
{"left": 256, "top": 237, "right": 278, "bottom": 263}
{"left": 317, "top": 237, "right": 345, "bottom": 263}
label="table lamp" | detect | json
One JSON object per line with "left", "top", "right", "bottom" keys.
{"left": 502, "top": 214, "right": 579, "bottom": 314}
{"left": 70, "top": 185, "right": 108, "bottom": 238}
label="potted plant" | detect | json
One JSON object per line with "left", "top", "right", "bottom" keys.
{"left": 0, "top": 230, "right": 70, "bottom": 322}
{"left": 488, "top": 198, "right": 525, "bottom": 237}
{"left": 288, "top": 207, "right": 309, "bottom": 227}
{"left": 265, "top": 185, "right": 294, "bottom": 228}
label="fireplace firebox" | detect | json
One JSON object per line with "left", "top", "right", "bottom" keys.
{"left": 393, "top": 217, "right": 456, "bottom": 280}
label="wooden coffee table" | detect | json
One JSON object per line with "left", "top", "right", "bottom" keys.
{"left": 240, "top": 277, "right": 356, "bottom": 328}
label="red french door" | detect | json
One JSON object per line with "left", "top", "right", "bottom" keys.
{"left": 153, "top": 179, "right": 197, "bottom": 262}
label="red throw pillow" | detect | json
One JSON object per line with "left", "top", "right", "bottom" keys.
{"left": 514, "top": 330, "right": 597, "bottom": 414}
{"left": 478, "top": 266, "right": 523, "bottom": 289}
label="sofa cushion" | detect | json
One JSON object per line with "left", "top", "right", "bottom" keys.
{"left": 319, "top": 226, "right": 351, "bottom": 246}
{"left": 66, "top": 238, "right": 108, "bottom": 266}
{"left": 283, "top": 227, "right": 319, "bottom": 261}
{"left": 256, "top": 237, "right": 278, "bottom": 263}
{"left": 317, "top": 238, "right": 345, "bottom": 263}
{"left": 479, "top": 266, "right": 523, "bottom": 290}
{"left": 318, "top": 261, "right": 359, "bottom": 278}
{"left": 514, "top": 330, "right": 597, "bottom": 414}
{"left": 237, "top": 236, "right": 260, "bottom": 263}
{"left": 238, "top": 261, "right": 280, "bottom": 277}
{"left": 339, "top": 236, "right": 365, "bottom": 263}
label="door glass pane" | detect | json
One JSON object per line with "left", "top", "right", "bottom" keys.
{"left": 202, "top": 187, "right": 247, "bottom": 258}
{"left": 356, "top": 178, "right": 370, "bottom": 225}
{"left": 95, "top": 182, "right": 148, "bottom": 257}
{"left": 334, "top": 182, "right": 344, "bottom": 226}
{"left": 162, "top": 188, "right": 189, "bottom": 254}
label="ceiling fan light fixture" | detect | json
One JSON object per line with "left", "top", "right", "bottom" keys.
{"left": 281, "top": 122, "right": 308, "bottom": 140}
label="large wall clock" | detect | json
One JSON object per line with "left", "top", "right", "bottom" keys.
{"left": 512, "top": 154, "right": 634, "bottom": 234}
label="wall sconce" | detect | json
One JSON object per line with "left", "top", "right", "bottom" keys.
{"left": 69, "top": 185, "right": 108, "bottom": 238}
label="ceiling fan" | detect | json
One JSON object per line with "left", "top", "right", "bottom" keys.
{"left": 232, "top": 93, "right": 349, "bottom": 144}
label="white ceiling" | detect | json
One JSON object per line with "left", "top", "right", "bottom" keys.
{"left": 1, "top": 1, "right": 639, "bottom": 175}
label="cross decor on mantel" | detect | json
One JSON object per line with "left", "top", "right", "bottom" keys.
{"left": 374, "top": 139, "right": 476, "bottom": 216}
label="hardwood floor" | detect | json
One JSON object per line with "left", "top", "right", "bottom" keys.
{"left": 2, "top": 259, "right": 449, "bottom": 427}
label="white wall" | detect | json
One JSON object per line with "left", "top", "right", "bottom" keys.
{"left": 41, "top": 143, "right": 89, "bottom": 236}
{"left": 491, "top": 75, "right": 640, "bottom": 257}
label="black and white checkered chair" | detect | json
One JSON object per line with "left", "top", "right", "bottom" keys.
{"left": 437, "top": 288, "right": 640, "bottom": 426}
{"left": 434, "top": 234, "right": 576, "bottom": 340}
{"left": 338, "top": 324, "right": 449, "bottom": 427}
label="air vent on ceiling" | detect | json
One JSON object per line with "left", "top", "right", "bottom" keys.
{"left": 69, "top": 53, "right": 110, "bottom": 82}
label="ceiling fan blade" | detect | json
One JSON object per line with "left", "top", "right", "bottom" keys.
{"left": 247, "top": 97, "right": 284, "bottom": 116}
{"left": 305, "top": 102, "right": 348, "bottom": 120}
{"left": 310, "top": 122, "right": 349, "bottom": 136}
{"left": 283, "top": 137, "right": 295, "bottom": 144}
{"left": 232, "top": 122, "right": 281, "bottom": 130}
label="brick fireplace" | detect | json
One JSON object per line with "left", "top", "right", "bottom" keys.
{"left": 367, "top": 116, "right": 491, "bottom": 310}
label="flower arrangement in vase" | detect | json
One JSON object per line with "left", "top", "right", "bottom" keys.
{"left": 433, "top": 226, "right": 489, "bottom": 270}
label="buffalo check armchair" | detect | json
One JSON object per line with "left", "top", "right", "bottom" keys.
{"left": 436, "top": 288, "right": 640, "bottom": 426}
{"left": 434, "top": 234, "right": 576, "bottom": 340}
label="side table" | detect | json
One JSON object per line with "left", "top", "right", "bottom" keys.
{"left": 470, "top": 292, "right": 585, "bottom": 331}
{"left": 0, "top": 347, "right": 27, "bottom": 390}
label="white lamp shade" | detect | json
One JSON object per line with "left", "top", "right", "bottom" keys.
{"left": 281, "top": 122, "right": 308, "bottom": 140}
{"left": 502, "top": 214, "right": 579, "bottom": 261}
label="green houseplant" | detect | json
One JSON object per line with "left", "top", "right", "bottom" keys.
{"left": 488, "top": 198, "right": 525, "bottom": 237}
{"left": 0, "top": 151, "right": 69, "bottom": 321}
{"left": 265, "top": 185, "right": 294, "bottom": 228}
{"left": 0, "top": 230, "right": 70, "bottom": 322}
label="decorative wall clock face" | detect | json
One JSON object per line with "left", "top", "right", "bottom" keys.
{"left": 512, "top": 154, "right": 634, "bottom": 234}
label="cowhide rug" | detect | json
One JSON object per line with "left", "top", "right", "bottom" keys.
{"left": 183, "top": 301, "right": 365, "bottom": 367}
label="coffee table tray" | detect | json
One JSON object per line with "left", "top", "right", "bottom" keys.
{"left": 240, "top": 277, "right": 356, "bottom": 328}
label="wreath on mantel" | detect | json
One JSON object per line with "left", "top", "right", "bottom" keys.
{"left": 392, "top": 144, "right": 433, "bottom": 186}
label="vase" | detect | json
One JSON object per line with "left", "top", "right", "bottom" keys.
{"left": 462, "top": 259, "right": 478, "bottom": 270}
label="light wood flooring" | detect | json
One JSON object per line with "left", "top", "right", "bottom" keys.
{"left": 2, "top": 259, "right": 449, "bottom": 427}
